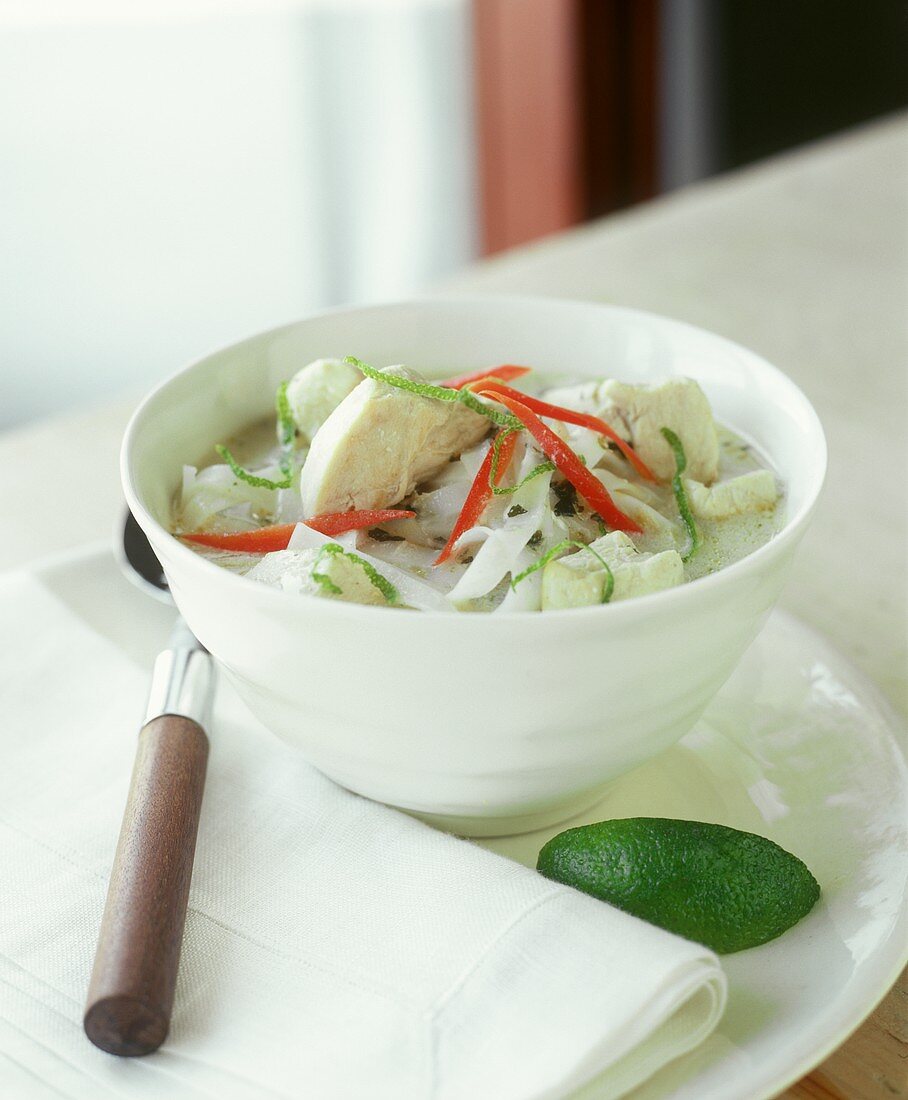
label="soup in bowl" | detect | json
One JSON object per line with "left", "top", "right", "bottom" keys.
{"left": 122, "top": 297, "right": 826, "bottom": 835}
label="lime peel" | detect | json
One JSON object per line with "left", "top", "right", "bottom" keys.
{"left": 537, "top": 817, "right": 820, "bottom": 954}
{"left": 660, "top": 426, "right": 699, "bottom": 561}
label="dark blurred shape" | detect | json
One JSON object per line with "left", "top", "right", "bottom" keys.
{"left": 582, "top": 0, "right": 660, "bottom": 218}
{"left": 714, "top": 0, "right": 908, "bottom": 170}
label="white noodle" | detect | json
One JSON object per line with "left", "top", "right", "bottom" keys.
{"left": 446, "top": 456, "right": 553, "bottom": 604}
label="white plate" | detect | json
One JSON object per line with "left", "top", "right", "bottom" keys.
{"left": 33, "top": 546, "right": 908, "bottom": 1100}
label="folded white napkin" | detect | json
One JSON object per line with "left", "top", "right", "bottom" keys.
{"left": 0, "top": 557, "right": 726, "bottom": 1100}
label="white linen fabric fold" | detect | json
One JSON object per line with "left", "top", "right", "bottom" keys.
{"left": 0, "top": 561, "right": 725, "bottom": 1100}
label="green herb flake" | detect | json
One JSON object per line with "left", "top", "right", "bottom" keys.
{"left": 215, "top": 444, "right": 292, "bottom": 491}
{"left": 507, "top": 504, "right": 527, "bottom": 518}
{"left": 552, "top": 480, "right": 578, "bottom": 516}
{"left": 511, "top": 539, "right": 614, "bottom": 602}
{"left": 660, "top": 427, "right": 700, "bottom": 562}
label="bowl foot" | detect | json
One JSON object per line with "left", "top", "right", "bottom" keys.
{"left": 401, "top": 786, "right": 612, "bottom": 839}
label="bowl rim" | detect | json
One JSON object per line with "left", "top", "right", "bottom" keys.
{"left": 121, "top": 294, "right": 828, "bottom": 626}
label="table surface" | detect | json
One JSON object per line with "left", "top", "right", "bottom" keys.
{"left": 2, "top": 113, "right": 906, "bottom": 1099}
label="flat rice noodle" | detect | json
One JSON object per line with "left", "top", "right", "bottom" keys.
{"left": 446, "top": 456, "right": 553, "bottom": 604}
{"left": 411, "top": 482, "right": 470, "bottom": 540}
{"left": 494, "top": 548, "right": 543, "bottom": 612}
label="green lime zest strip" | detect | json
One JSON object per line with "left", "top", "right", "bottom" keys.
{"left": 344, "top": 356, "right": 522, "bottom": 430}
{"left": 457, "top": 386, "right": 522, "bottom": 428}
{"left": 494, "top": 461, "right": 556, "bottom": 496}
{"left": 486, "top": 428, "right": 557, "bottom": 495}
{"left": 310, "top": 545, "right": 343, "bottom": 595}
{"left": 511, "top": 538, "right": 614, "bottom": 603}
{"left": 275, "top": 380, "right": 295, "bottom": 478}
{"left": 660, "top": 427, "right": 699, "bottom": 562}
{"left": 488, "top": 428, "right": 516, "bottom": 486}
{"left": 311, "top": 543, "right": 399, "bottom": 604}
{"left": 346, "top": 356, "right": 457, "bottom": 403}
{"left": 215, "top": 444, "right": 293, "bottom": 491}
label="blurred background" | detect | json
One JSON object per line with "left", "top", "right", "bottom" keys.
{"left": 2, "top": 0, "right": 906, "bottom": 429}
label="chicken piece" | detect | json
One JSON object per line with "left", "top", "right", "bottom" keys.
{"left": 283, "top": 358, "right": 363, "bottom": 444}
{"left": 246, "top": 548, "right": 390, "bottom": 606}
{"left": 543, "top": 377, "right": 720, "bottom": 484}
{"left": 684, "top": 469, "right": 778, "bottom": 519}
{"left": 599, "top": 379, "right": 719, "bottom": 483}
{"left": 541, "top": 531, "right": 684, "bottom": 610}
{"left": 300, "top": 366, "right": 489, "bottom": 516}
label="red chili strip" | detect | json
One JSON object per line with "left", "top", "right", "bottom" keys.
{"left": 439, "top": 365, "right": 532, "bottom": 389}
{"left": 475, "top": 390, "right": 642, "bottom": 534}
{"left": 182, "top": 510, "right": 416, "bottom": 553}
{"left": 182, "top": 524, "right": 298, "bottom": 553}
{"left": 472, "top": 380, "right": 656, "bottom": 481}
{"left": 306, "top": 509, "right": 416, "bottom": 536}
{"left": 434, "top": 430, "right": 519, "bottom": 565}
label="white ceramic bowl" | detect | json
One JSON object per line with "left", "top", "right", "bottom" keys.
{"left": 122, "top": 297, "right": 826, "bottom": 836}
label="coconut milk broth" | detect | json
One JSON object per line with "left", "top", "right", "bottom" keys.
{"left": 175, "top": 375, "right": 785, "bottom": 595}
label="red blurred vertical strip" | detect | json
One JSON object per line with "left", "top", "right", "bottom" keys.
{"left": 473, "top": 0, "right": 585, "bottom": 254}
{"left": 473, "top": 0, "right": 660, "bottom": 254}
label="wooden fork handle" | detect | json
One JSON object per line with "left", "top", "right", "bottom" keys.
{"left": 84, "top": 714, "right": 209, "bottom": 1056}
